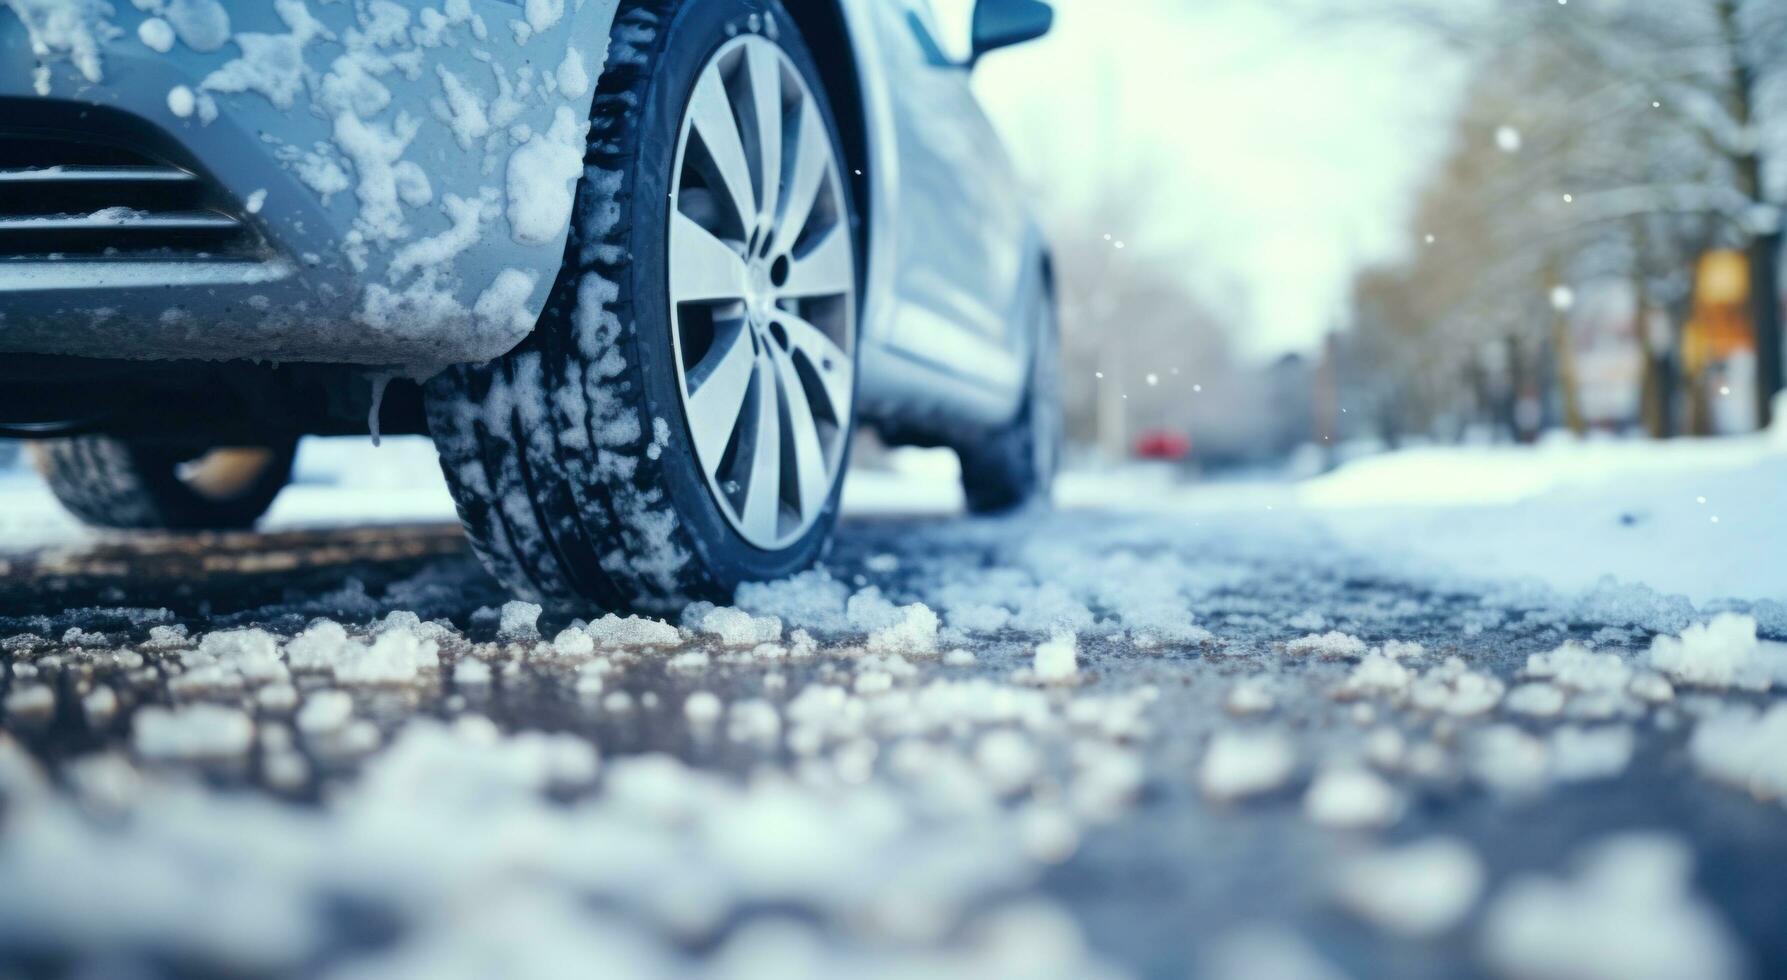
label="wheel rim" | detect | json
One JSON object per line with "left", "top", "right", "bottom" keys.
{"left": 668, "top": 35, "right": 856, "bottom": 551}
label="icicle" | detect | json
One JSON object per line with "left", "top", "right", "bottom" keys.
{"left": 368, "top": 373, "right": 391, "bottom": 447}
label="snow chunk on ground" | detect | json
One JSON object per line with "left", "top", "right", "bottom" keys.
{"left": 195, "top": 628, "right": 282, "bottom": 670}
{"left": 1286, "top": 631, "right": 1367, "bottom": 659}
{"left": 3, "top": 684, "right": 53, "bottom": 722}
{"left": 1204, "top": 923, "right": 1348, "bottom": 980}
{"left": 1332, "top": 838, "right": 1484, "bottom": 938}
{"left": 284, "top": 620, "right": 440, "bottom": 684}
{"left": 1549, "top": 725, "right": 1636, "bottom": 782}
{"left": 285, "top": 621, "right": 351, "bottom": 671}
{"left": 1225, "top": 680, "right": 1275, "bottom": 715}
{"left": 454, "top": 659, "right": 493, "bottom": 685}
{"left": 866, "top": 603, "right": 939, "bottom": 657}
{"left": 1470, "top": 724, "right": 1634, "bottom": 794}
{"left": 174, "top": 628, "right": 289, "bottom": 692}
{"left": 683, "top": 691, "right": 722, "bottom": 724}
{"left": 1200, "top": 728, "right": 1295, "bottom": 802}
{"left": 352, "top": 629, "right": 442, "bottom": 684}
{"left": 1526, "top": 640, "right": 1633, "bottom": 693}
{"left": 1408, "top": 658, "right": 1504, "bottom": 716}
{"left": 132, "top": 704, "right": 254, "bottom": 760}
{"left": 1503, "top": 682, "right": 1566, "bottom": 717}
{"left": 295, "top": 690, "right": 353, "bottom": 735}
{"left": 735, "top": 570, "right": 849, "bottom": 633}
{"left": 497, "top": 600, "right": 542, "bottom": 640}
{"left": 1032, "top": 632, "right": 1079, "bottom": 684}
{"left": 1689, "top": 702, "right": 1787, "bottom": 805}
{"left": 1380, "top": 639, "right": 1425, "bottom": 660}
{"left": 585, "top": 614, "right": 681, "bottom": 650}
{"left": 1649, "top": 613, "right": 1786, "bottom": 691}
{"left": 82, "top": 686, "right": 117, "bottom": 725}
{"left": 551, "top": 628, "right": 594, "bottom": 658}
{"left": 1303, "top": 767, "right": 1401, "bottom": 829}
{"left": 1479, "top": 834, "right": 1740, "bottom": 980}
{"left": 1337, "top": 652, "right": 1413, "bottom": 699}
{"left": 974, "top": 729, "right": 1042, "bottom": 796}
{"left": 698, "top": 607, "right": 782, "bottom": 648}
{"left": 844, "top": 586, "right": 902, "bottom": 632}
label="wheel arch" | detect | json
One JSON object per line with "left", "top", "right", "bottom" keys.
{"left": 779, "top": 0, "right": 874, "bottom": 287}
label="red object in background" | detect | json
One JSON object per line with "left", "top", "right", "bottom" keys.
{"left": 1133, "top": 430, "right": 1192, "bottom": 460}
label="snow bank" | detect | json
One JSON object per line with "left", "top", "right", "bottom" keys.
{"left": 1303, "top": 435, "right": 1787, "bottom": 607}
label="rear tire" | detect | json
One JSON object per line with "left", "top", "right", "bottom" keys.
{"left": 32, "top": 437, "right": 295, "bottom": 530}
{"left": 424, "top": 0, "right": 860, "bottom": 609}
{"left": 957, "top": 280, "right": 1061, "bottom": 514}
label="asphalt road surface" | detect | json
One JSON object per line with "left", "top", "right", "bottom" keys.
{"left": 0, "top": 507, "right": 1784, "bottom": 979}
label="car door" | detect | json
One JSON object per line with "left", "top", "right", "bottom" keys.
{"left": 868, "top": 0, "right": 1029, "bottom": 391}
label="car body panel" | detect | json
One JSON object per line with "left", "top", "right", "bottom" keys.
{"left": 0, "top": 0, "right": 1042, "bottom": 434}
{"left": 839, "top": 0, "right": 1031, "bottom": 431}
{"left": 0, "top": 0, "right": 616, "bottom": 369}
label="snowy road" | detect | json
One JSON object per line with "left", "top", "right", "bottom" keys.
{"left": 2, "top": 443, "right": 1787, "bottom": 978}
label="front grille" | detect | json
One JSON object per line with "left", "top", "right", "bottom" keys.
{"left": 0, "top": 135, "right": 261, "bottom": 260}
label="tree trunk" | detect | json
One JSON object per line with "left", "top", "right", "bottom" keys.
{"left": 1546, "top": 266, "right": 1585, "bottom": 436}
{"left": 1717, "top": 0, "right": 1778, "bottom": 426}
{"left": 1750, "top": 230, "right": 1782, "bottom": 427}
{"left": 1635, "top": 302, "right": 1666, "bottom": 438}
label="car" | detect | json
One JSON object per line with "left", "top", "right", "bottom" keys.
{"left": 0, "top": 0, "right": 1061, "bottom": 609}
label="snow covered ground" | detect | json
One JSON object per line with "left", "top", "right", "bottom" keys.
{"left": 3, "top": 432, "right": 1787, "bottom": 978}
{"left": 6, "top": 425, "right": 1785, "bottom": 616}
{"left": 1297, "top": 428, "right": 1787, "bottom": 607}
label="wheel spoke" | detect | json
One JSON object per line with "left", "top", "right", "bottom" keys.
{"left": 746, "top": 41, "right": 783, "bottom": 226}
{"left": 671, "top": 212, "right": 748, "bottom": 303}
{"left": 779, "top": 225, "right": 853, "bottom": 299}
{"left": 776, "top": 311, "right": 853, "bottom": 418}
{"left": 769, "top": 343, "right": 831, "bottom": 520}
{"left": 771, "top": 100, "right": 829, "bottom": 256}
{"left": 684, "top": 322, "right": 756, "bottom": 472}
{"left": 689, "top": 65, "right": 757, "bottom": 229}
{"left": 741, "top": 356, "right": 783, "bottom": 541}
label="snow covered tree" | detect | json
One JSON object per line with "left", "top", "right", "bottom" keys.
{"left": 1339, "top": 0, "right": 1787, "bottom": 434}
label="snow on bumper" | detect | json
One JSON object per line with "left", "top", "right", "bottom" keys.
{"left": 0, "top": 0, "right": 618, "bottom": 371}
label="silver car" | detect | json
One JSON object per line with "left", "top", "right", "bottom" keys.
{"left": 0, "top": 0, "right": 1060, "bottom": 607}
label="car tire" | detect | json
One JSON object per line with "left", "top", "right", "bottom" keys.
{"left": 425, "top": 0, "right": 860, "bottom": 609}
{"left": 957, "top": 278, "right": 1060, "bottom": 514}
{"left": 31, "top": 437, "right": 296, "bottom": 530}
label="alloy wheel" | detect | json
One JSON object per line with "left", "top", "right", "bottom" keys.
{"left": 667, "top": 34, "right": 856, "bottom": 551}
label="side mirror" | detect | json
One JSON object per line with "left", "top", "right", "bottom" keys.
{"left": 971, "top": 0, "right": 1052, "bottom": 65}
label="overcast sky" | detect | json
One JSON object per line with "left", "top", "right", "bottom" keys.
{"left": 965, "top": 0, "right": 1467, "bottom": 361}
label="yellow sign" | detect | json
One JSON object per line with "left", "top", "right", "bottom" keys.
{"left": 1684, "top": 249, "right": 1755, "bottom": 372}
